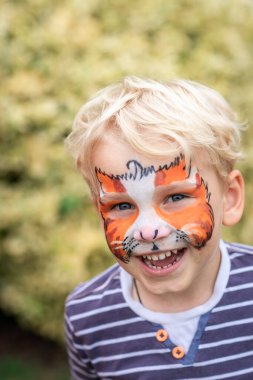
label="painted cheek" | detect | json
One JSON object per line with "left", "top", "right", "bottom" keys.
{"left": 183, "top": 183, "right": 214, "bottom": 247}
{"left": 155, "top": 162, "right": 214, "bottom": 248}
{"left": 185, "top": 204, "right": 214, "bottom": 247}
{"left": 156, "top": 202, "right": 214, "bottom": 248}
{"left": 155, "top": 181, "right": 214, "bottom": 249}
{"left": 101, "top": 211, "right": 139, "bottom": 263}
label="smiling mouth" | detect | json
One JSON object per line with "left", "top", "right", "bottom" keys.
{"left": 140, "top": 248, "right": 186, "bottom": 270}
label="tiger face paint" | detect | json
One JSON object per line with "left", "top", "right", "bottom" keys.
{"left": 95, "top": 155, "right": 214, "bottom": 263}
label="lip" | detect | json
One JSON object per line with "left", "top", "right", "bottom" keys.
{"left": 133, "top": 246, "right": 187, "bottom": 258}
{"left": 135, "top": 248, "right": 187, "bottom": 277}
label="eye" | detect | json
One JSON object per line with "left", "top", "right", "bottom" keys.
{"left": 164, "top": 194, "right": 188, "bottom": 203}
{"left": 111, "top": 202, "right": 134, "bottom": 211}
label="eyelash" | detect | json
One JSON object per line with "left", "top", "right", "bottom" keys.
{"left": 164, "top": 193, "right": 189, "bottom": 203}
{"left": 111, "top": 202, "right": 134, "bottom": 211}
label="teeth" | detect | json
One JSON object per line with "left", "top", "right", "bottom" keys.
{"left": 142, "top": 249, "right": 182, "bottom": 261}
{"left": 142, "top": 248, "right": 185, "bottom": 270}
{"left": 145, "top": 260, "right": 173, "bottom": 270}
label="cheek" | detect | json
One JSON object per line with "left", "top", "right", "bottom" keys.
{"left": 182, "top": 203, "right": 215, "bottom": 247}
{"left": 100, "top": 211, "right": 138, "bottom": 263}
{"left": 156, "top": 200, "right": 214, "bottom": 248}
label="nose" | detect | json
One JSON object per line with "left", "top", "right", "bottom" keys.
{"left": 133, "top": 225, "right": 171, "bottom": 241}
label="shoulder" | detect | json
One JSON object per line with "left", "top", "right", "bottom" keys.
{"left": 225, "top": 241, "right": 253, "bottom": 256}
{"left": 67, "top": 263, "right": 121, "bottom": 301}
{"left": 65, "top": 264, "right": 124, "bottom": 321}
{"left": 224, "top": 241, "right": 253, "bottom": 259}
{"left": 224, "top": 241, "right": 253, "bottom": 271}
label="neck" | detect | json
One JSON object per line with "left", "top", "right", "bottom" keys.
{"left": 133, "top": 248, "right": 221, "bottom": 313}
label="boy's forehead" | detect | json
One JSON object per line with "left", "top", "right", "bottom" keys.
{"left": 96, "top": 156, "right": 186, "bottom": 180}
{"left": 92, "top": 134, "right": 182, "bottom": 172}
{"left": 92, "top": 136, "right": 214, "bottom": 185}
{"left": 94, "top": 156, "right": 202, "bottom": 201}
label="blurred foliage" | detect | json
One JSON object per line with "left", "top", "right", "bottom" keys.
{"left": 0, "top": 356, "right": 69, "bottom": 380}
{"left": 1, "top": 0, "right": 253, "bottom": 343}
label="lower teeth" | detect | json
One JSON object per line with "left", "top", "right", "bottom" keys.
{"left": 145, "top": 261, "right": 173, "bottom": 269}
{"left": 144, "top": 255, "right": 181, "bottom": 270}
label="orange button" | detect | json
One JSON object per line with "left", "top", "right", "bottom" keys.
{"left": 172, "top": 346, "right": 185, "bottom": 359}
{"left": 156, "top": 329, "right": 168, "bottom": 342}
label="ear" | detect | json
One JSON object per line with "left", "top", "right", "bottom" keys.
{"left": 222, "top": 170, "right": 245, "bottom": 226}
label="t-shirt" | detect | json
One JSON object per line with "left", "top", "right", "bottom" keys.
{"left": 65, "top": 241, "right": 253, "bottom": 379}
{"left": 120, "top": 240, "right": 230, "bottom": 353}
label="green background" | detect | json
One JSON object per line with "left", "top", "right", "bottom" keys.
{"left": 1, "top": 0, "right": 253, "bottom": 349}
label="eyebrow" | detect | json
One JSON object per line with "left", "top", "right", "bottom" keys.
{"left": 99, "top": 193, "right": 133, "bottom": 204}
{"left": 154, "top": 180, "right": 198, "bottom": 194}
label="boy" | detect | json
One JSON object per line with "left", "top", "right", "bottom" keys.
{"left": 64, "top": 76, "right": 253, "bottom": 379}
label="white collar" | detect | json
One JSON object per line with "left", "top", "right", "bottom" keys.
{"left": 120, "top": 240, "right": 230, "bottom": 324}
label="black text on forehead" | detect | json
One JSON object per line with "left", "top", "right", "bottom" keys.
{"left": 112, "top": 156, "right": 184, "bottom": 181}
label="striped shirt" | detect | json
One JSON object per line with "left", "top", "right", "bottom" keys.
{"left": 65, "top": 242, "right": 253, "bottom": 379}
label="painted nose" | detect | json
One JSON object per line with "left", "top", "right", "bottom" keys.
{"left": 134, "top": 226, "right": 171, "bottom": 241}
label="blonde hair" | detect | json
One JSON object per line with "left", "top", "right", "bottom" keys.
{"left": 65, "top": 76, "right": 244, "bottom": 191}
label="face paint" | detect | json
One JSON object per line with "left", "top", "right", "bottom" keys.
{"left": 153, "top": 158, "right": 214, "bottom": 248}
{"left": 96, "top": 168, "right": 139, "bottom": 263}
{"left": 95, "top": 155, "right": 214, "bottom": 263}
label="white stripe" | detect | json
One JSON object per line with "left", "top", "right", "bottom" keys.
{"left": 186, "top": 367, "right": 253, "bottom": 380}
{"left": 227, "top": 244, "right": 253, "bottom": 254}
{"left": 70, "top": 302, "right": 127, "bottom": 321}
{"left": 93, "top": 348, "right": 171, "bottom": 364}
{"left": 225, "top": 282, "right": 253, "bottom": 292}
{"left": 199, "top": 334, "right": 253, "bottom": 349}
{"left": 76, "top": 317, "right": 142, "bottom": 336}
{"left": 230, "top": 265, "right": 253, "bottom": 275}
{"left": 71, "top": 365, "right": 98, "bottom": 380}
{"left": 230, "top": 253, "right": 244, "bottom": 260}
{"left": 194, "top": 349, "right": 253, "bottom": 367}
{"left": 67, "top": 288, "right": 122, "bottom": 306}
{"left": 206, "top": 317, "right": 253, "bottom": 331}
{"left": 98, "top": 363, "right": 181, "bottom": 377}
{"left": 67, "top": 264, "right": 119, "bottom": 300}
{"left": 98, "top": 350, "right": 253, "bottom": 377}
{"left": 65, "top": 326, "right": 75, "bottom": 343}
{"left": 68, "top": 349, "right": 90, "bottom": 366}
{"left": 71, "top": 363, "right": 97, "bottom": 379}
{"left": 213, "top": 299, "right": 253, "bottom": 312}
{"left": 76, "top": 332, "right": 155, "bottom": 350}
{"left": 64, "top": 314, "right": 74, "bottom": 332}
{"left": 93, "top": 268, "right": 120, "bottom": 293}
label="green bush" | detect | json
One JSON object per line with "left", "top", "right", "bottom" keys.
{"left": 1, "top": 0, "right": 253, "bottom": 343}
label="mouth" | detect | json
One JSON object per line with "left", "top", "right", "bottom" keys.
{"left": 139, "top": 248, "right": 186, "bottom": 270}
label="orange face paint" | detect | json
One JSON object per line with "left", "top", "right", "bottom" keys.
{"left": 154, "top": 160, "right": 214, "bottom": 248}
{"left": 96, "top": 168, "right": 139, "bottom": 263}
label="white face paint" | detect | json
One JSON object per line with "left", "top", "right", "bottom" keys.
{"left": 118, "top": 169, "right": 179, "bottom": 253}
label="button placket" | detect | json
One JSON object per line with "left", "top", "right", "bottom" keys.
{"left": 154, "top": 326, "right": 186, "bottom": 361}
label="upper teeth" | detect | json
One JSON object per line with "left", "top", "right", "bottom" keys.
{"left": 142, "top": 250, "right": 177, "bottom": 261}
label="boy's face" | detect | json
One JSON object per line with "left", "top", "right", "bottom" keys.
{"left": 93, "top": 135, "right": 225, "bottom": 298}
